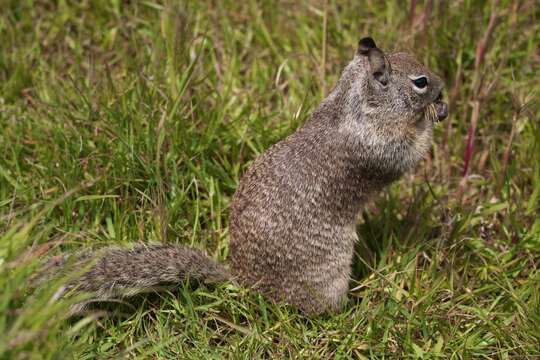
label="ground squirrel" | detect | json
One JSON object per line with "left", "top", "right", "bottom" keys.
{"left": 46, "top": 37, "right": 448, "bottom": 315}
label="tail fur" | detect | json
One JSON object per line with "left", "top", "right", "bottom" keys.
{"left": 44, "top": 244, "right": 230, "bottom": 312}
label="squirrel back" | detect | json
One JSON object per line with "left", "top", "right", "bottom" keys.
{"left": 45, "top": 37, "right": 448, "bottom": 315}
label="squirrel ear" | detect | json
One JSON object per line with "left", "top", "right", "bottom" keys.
{"left": 358, "top": 37, "right": 377, "bottom": 55}
{"left": 357, "top": 37, "right": 391, "bottom": 87}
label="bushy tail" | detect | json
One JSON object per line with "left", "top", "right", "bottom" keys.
{"left": 41, "top": 244, "right": 230, "bottom": 312}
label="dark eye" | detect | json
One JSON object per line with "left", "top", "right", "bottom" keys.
{"left": 413, "top": 76, "right": 428, "bottom": 88}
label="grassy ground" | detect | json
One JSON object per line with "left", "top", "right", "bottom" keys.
{"left": 1, "top": 0, "right": 539, "bottom": 358}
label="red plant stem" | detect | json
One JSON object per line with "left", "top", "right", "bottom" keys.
{"left": 409, "top": 0, "right": 417, "bottom": 29}
{"left": 462, "top": 1, "right": 499, "bottom": 178}
{"left": 474, "top": 0, "right": 499, "bottom": 71}
{"left": 462, "top": 101, "right": 480, "bottom": 177}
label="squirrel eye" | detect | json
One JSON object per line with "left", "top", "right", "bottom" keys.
{"left": 412, "top": 76, "right": 428, "bottom": 89}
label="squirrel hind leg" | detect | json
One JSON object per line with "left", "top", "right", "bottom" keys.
{"left": 292, "top": 276, "right": 350, "bottom": 315}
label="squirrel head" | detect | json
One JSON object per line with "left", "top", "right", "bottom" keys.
{"left": 356, "top": 37, "right": 447, "bottom": 122}
{"left": 327, "top": 37, "right": 449, "bottom": 180}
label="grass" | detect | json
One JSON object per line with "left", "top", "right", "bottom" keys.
{"left": 1, "top": 0, "right": 539, "bottom": 358}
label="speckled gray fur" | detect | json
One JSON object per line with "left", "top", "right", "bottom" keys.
{"left": 51, "top": 38, "right": 448, "bottom": 315}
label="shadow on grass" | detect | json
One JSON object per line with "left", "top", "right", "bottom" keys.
{"left": 352, "top": 186, "right": 443, "bottom": 280}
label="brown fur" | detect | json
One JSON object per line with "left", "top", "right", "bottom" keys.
{"left": 47, "top": 38, "right": 448, "bottom": 315}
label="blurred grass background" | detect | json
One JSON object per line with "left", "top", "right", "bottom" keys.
{"left": 1, "top": 0, "right": 539, "bottom": 358}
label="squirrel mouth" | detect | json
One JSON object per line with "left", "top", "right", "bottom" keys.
{"left": 434, "top": 101, "right": 448, "bottom": 121}
{"left": 432, "top": 91, "right": 448, "bottom": 121}
{"left": 424, "top": 95, "right": 448, "bottom": 123}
